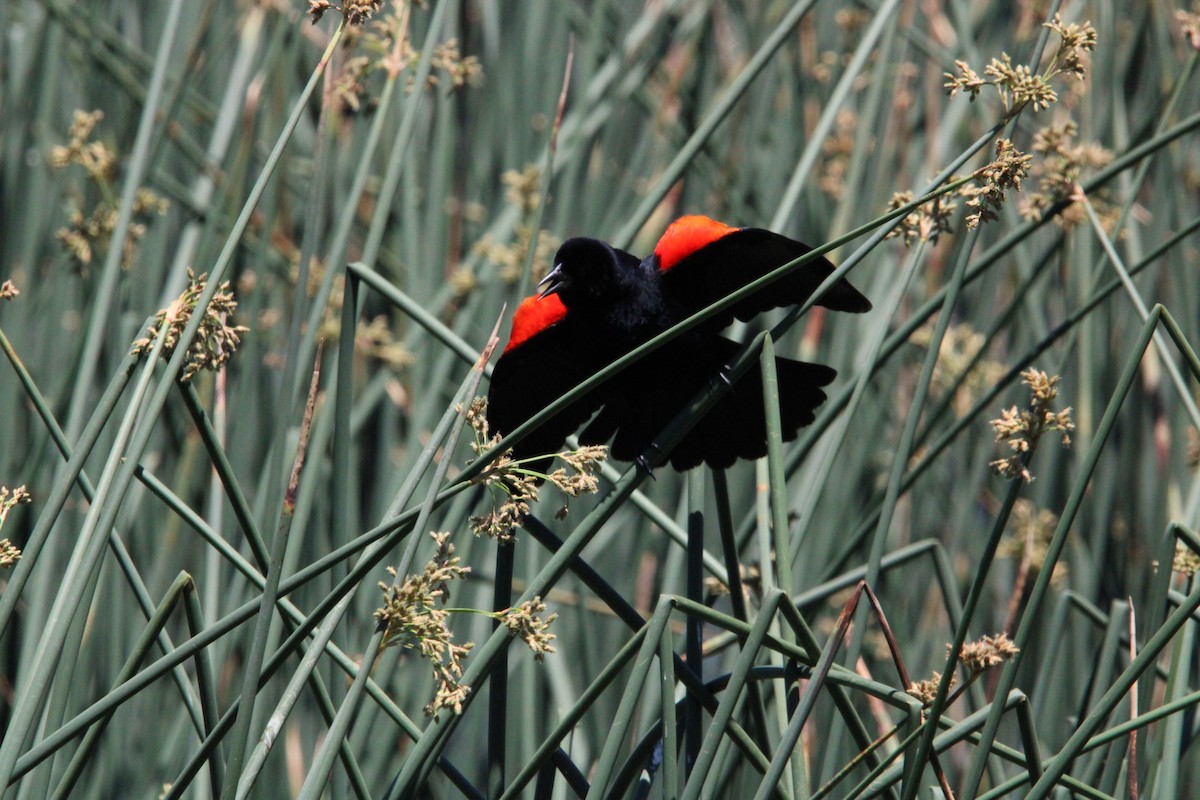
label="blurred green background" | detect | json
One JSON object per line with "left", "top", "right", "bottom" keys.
{"left": 2, "top": 1, "right": 1200, "bottom": 798}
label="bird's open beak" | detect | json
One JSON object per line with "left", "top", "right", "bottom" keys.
{"left": 537, "top": 263, "right": 566, "bottom": 298}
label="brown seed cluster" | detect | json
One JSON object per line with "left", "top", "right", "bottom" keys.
{"left": 376, "top": 531, "right": 473, "bottom": 719}
{"left": 131, "top": 269, "right": 249, "bottom": 382}
{"left": 50, "top": 110, "right": 169, "bottom": 272}
{"left": 907, "top": 633, "right": 1019, "bottom": 705}
{"left": 0, "top": 485, "right": 31, "bottom": 568}
{"left": 308, "top": 0, "right": 385, "bottom": 26}
{"left": 464, "top": 398, "right": 606, "bottom": 540}
{"left": 1020, "top": 120, "right": 1113, "bottom": 227}
{"left": 989, "top": 369, "right": 1074, "bottom": 483}
{"left": 944, "top": 15, "right": 1096, "bottom": 118}
{"left": 889, "top": 14, "right": 1097, "bottom": 241}
{"left": 500, "top": 597, "right": 558, "bottom": 662}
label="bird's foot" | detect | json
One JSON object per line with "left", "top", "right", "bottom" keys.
{"left": 636, "top": 442, "right": 665, "bottom": 479}
{"left": 635, "top": 455, "right": 658, "bottom": 480}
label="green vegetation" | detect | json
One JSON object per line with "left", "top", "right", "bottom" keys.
{"left": 2, "top": 1, "right": 1199, "bottom": 797}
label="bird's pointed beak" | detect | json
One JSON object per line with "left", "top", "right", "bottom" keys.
{"left": 537, "top": 263, "right": 566, "bottom": 298}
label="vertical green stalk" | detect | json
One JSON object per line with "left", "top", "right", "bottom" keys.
{"left": 612, "top": 0, "right": 820, "bottom": 248}
{"left": 0, "top": 310, "right": 175, "bottom": 788}
{"left": 659, "top": 627, "right": 681, "bottom": 799}
{"left": 489, "top": 538, "right": 515, "bottom": 797}
{"left": 962, "top": 308, "right": 1163, "bottom": 797}
{"left": 219, "top": 347, "right": 324, "bottom": 798}
{"left": 685, "top": 468, "right": 705, "bottom": 774}
{"left": 681, "top": 591, "right": 785, "bottom": 800}
{"left": 901, "top": 471, "right": 1026, "bottom": 797}
{"left": 48, "top": 573, "right": 200, "bottom": 800}
{"left": 63, "top": 0, "right": 187, "bottom": 443}
{"left": 584, "top": 596, "right": 678, "bottom": 799}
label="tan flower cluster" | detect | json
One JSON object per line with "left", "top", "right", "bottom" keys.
{"left": 907, "top": 635, "right": 1019, "bottom": 707}
{"left": 989, "top": 368, "right": 1074, "bottom": 482}
{"left": 1043, "top": 14, "right": 1098, "bottom": 81}
{"left": 469, "top": 470, "right": 536, "bottom": 542}
{"left": 56, "top": 188, "right": 169, "bottom": 270}
{"left": 308, "top": 0, "right": 385, "bottom": 26}
{"left": 500, "top": 596, "right": 558, "bottom": 661}
{"left": 333, "top": 55, "right": 375, "bottom": 113}
{"left": 1172, "top": 545, "right": 1200, "bottom": 576}
{"left": 944, "top": 15, "right": 1096, "bottom": 118}
{"left": 50, "top": 111, "right": 168, "bottom": 272}
{"left": 474, "top": 224, "right": 560, "bottom": 284}
{"left": 0, "top": 538, "right": 21, "bottom": 569}
{"left": 819, "top": 109, "right": 859, "bottom": 200}
{"left": 355, "top": 315, "right": 414, "bottom": 369}
{"left": 131, "top": 269, "right": 249, "bottom": 382}
{"left": 886, "top": 190, "right": 956, "bottom": 247}
{"left": 1180, "top": 7, "right": 1200, "bottom": 50}
{"left": 0, "top": 485, "right": 30, "bottom": 567}
{"left": 430, "top": 38, "right": 482, "bottom": 91}
{"left": 376, "top": 531, "right": 474, "bottom": 719}
{"left": 546, "top": 446, "right": 607, "bottom": 498}
{"left": 330, "top": 12, "right": 414, "bottom": 110}
{"left": 502, "top": 165, "right": 542, "bottom": 215}
{"left": 464, "top": 398, "right": 606, "bottom": 540}
{"left": 1020, "top": 119, "right": 1112, "bottom": 227}
{"left": 0, "top": 280, "right": 18, "bottom": 301}
{"left": 889, "top": 138, "right": 1032, "bottom": 242}
{"left": 962, "top": 139, "right": 1032, "bottom": 229}
{"left": 322, "top": 6, "right": 481, "bottom": 112}
{"left": 471, "top": 165, "right": 559, "bottom": 283}
{"left": 464, "top": 399, "right": 536, "bottom": 542}
{"left": 48, "top": 110, "right": 115, "bottom": 181}
{"left": 907, "top": 671, "right": 956, "bottom": 706}
{"left": 957, "top": 633, "right": 1020, "bottom": 673}
{"left": 944, "top": 60, "right": 986, "bottom": 102}
{"left": 448, "top": 264, "right": 477, "bottom": 297}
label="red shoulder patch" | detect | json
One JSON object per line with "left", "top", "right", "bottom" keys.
{"left": 653, "top": 215, "right": 738, "bottom": 272}
{"left": 504, "top": 293, "right": 568, "bottom": 352}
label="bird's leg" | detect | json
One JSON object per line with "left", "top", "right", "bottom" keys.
{"left": 635, "top": 455, "right": 658, "bottom": 480}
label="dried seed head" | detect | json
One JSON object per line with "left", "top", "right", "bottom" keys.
{"left": 908, "top": 671, "right": 955, "bottom": 705}
{"left": 131, "top": 270, "right": 249, "bottom": 382}
{"left": 1172, "top": 545, "right": 1200, "bottom": 576}
{"left": 501, "top": 596, "right": 558, "bottom": 662}
{"left": 0, "top": 485, "right": 31, "bottom": 567}
{"left": 989, "top": 369, "right": 1074, "bottom": 482}
{"left": 956, "top": 633, "right": 1020, "bottom": 673}
{"left": 376, "top": 531, "right": 474, "bottom": 720}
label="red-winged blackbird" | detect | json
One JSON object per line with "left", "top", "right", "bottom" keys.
{"left": 487, "top": 215, "right": 871, "bottom": 470}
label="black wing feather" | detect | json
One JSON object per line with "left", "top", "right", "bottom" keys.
{"left": 487, "top": 317, "right": 612, "bottom": 469}
{"left": 595, "top": 337, "right": 836, "bottom": 469}
{"left": 659, "top": 228, "right": 871, "bottom": 331}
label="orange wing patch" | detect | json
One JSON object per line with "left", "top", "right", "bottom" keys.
{"left": 653, "top": 215, "right": 738, "bottom": 272}
{"left": 504, "top": 293, "right": 568, "bottom": 352}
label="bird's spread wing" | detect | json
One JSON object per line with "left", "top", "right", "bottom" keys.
{"left": 655, "top": 218, "right": 871, "bottom": 330}
{"left": 587, "top": 336, "right": 836, "bottom": 470}
{"left": 487, "top": 310, "right": 611, "bottom": 467}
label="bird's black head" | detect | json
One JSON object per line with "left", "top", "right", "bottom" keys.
{"left": 538, "top": 237, "right": 643, "bottom": 313}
